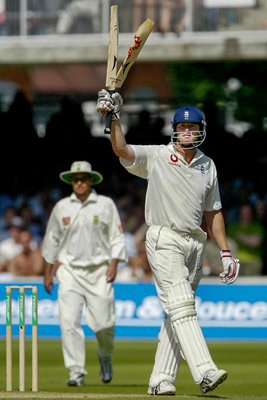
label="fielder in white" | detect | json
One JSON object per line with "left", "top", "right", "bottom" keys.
{"left": 42, "top": 161, "right": 127, "bottom": 387}
{"left": 96, "top": 90, "right": 240, "bottom": 396}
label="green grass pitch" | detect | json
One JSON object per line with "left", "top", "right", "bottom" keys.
{"left": 0, "top": 340, "right": 266, "bottom": 399}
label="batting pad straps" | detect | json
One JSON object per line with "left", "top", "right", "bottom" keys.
{"left": 167, "top": 280, "right": 217, "bottom": 383}
{"left": 167, "top": 281, "right": 196, "bottom": 322}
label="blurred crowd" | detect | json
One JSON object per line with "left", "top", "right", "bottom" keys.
{"left": 1, "top": 90, "right": 267, "bottom": 280}
{"left": 1, "top": 176, "right": 267, "bottom": 280}
{"left": 0, "top": 0, "right": 264, "bottom": 36}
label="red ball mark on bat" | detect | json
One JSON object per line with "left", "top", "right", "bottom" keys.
{"left": 111, "top": 77, "right": 120, "bottom": 85}
{"left": 170, "top": 154, "right": 179, "bottom": 163}
{"left": 127, "top": 35, "right": 142, "bottom": 59}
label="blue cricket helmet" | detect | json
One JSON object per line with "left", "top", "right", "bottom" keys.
{"left": 171, "top": 105, "right": 206, "bottom": 149}
{"left": 172, "top": 105, "right": 206, "bottom": 127}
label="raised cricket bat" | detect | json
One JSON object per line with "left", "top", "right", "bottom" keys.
{"left": 105, "top": 5, "right": 119, "bottom": 90}
{"left": 104, "top": 16, "right": 155, "bottom": 134}
{"left": 104, "top": 5, "right": 119, "bottom": 133}
{"left": 114, "top": 18, "right": 155, "bottom": 89}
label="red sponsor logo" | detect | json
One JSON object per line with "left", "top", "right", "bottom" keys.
{"left": 62, "top": 217, "right": 71, "bottom": 226}
{"left": 170, "top": 154, "right": 179, "bottom": 163}
{"left": 127, "top": 35, "right": 142, "bottom": 59}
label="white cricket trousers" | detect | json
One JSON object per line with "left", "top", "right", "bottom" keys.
{"left": 147, "top": 224, "right": 203, "bottom": 387}
{"left": 56, "top": 263, "right": 115, "bottom": 375}
{"left": 146, "top": 226, "right": 218, "bottom": 384}
{"left": 145, "top": 225, "right": 204, "bottom": 311}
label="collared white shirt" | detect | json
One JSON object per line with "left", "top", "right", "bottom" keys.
{"left": 42, "top": 190, "right": 127, "bottom": 266}
{"left": 120, "top": 144, "right": 221, "bottom": 240}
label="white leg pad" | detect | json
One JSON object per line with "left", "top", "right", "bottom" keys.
{"left": 167, "top": 280, "right": 217, "bottom": 383}
{"left": 149, "top": 318, "right": 182, "bottom": 387}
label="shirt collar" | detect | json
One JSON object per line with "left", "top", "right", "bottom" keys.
{"left": 168, "top": 143, "right": 204, "bottom": 163}
{"left": 70, "top": 189, "right": 98, "bottom": 204}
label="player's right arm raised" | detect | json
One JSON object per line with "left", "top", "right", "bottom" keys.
{"left": 96, "top": 90, "right": 135, "bottom": 162}
{"left": 111, "top": 120, "right": 135, "bottom": 162}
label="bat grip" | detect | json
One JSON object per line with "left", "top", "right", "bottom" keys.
{"left": 104, "top": 112, "right": 113, "bottom": 134}
{"left": 104, "top": 89, "right": 115, "bottom": 134}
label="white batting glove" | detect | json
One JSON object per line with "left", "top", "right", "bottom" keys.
{"left": 219, "top": 250, "right": 240, "bottom": 285}
{"left": 96, "top": 89, "right": 114, "bottom": 117}
{"left": 111, "top": 92, "right": 123, "bottom": 116}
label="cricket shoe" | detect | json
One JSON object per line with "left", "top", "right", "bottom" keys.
{"left": 67, "top": 373, "right": 85, "bottom": 387}
{"left": 98, "top": 354, "right": 112, "bottom": 383}
{"left": 200, "top": 369, "right": 228, "bottom": 394}
{"left": 147, "top": 381, "right": 176, "bottom": 396}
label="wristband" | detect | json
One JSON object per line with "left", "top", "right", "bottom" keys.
{"left": 220, "top": 250, "right": 231, "bottom": 258}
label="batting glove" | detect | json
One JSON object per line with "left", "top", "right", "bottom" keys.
{"left": 96, "top": 89, "right": 114, "bottom": 117}
{"left": 219, "top": 250, "right": 240, "bottom": 285}
{"left": 111, "top": 92, "right": 123, "bottom": 120}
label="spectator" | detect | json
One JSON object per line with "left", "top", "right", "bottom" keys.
{"left": 132, "top": 0, "right": 186, "bottom": 34}
{"left": 133, "top": 240, "right": 153, "bottom": 282}
{"left": 0, "top": 216, "right": 25, "bottom": 271}
{"left": 56, "top": 0, "right": 100, "bottom": 34}
{"left": 18, "top": 204, "right": 44, "bottom": 245}
{"left": 0, "top": 216, "right": 38, "bottom": 272}
{"left": 116, "top": 211, "right": 139, "bottom": 282}
{"left": 0, "top": 206, "right": 17, "bottom": 241}
{"left": 254, "top": 198, "right": 267, "bottom": 275}
{"left": 117, "top": 219, "right": 153, "bottom": 282}
{"left": 28, "top": 189, "right": 60, "bottom": 228}
{"left": 227, "top": 203, "right": 264, "bottom": 275}
{"left": 132, "top": 222, "right": 153, "bottom": 281}
{"left": 8, "top": 230, "right": 44, "bottom": 276}
{"left": 27, "top": 0, "right": 64, "bottom": 35}
{"left": 0, "top": 194, "right": 14, "bottom": 219}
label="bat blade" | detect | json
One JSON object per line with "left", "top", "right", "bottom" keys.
{"left": 114, "top": 18, "right": 155, "bottom": 89}
{"left": 104, "top": 16, "right": 155, "bottom": 134}
{"left": 104, "top": 5, "right": 119, "bottom": 134}
{"left": 105, "top": 5, "right": 119, "bottom": 90}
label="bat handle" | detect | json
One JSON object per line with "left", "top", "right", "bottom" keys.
{"left": 104, "top": 88, "right": 115, "bottom": 134}
{"left": 104, "top": 112, "right": 113, "bottom": 134}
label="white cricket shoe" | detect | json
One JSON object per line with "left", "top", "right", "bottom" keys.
{"left": 67, "top": 372, "right": 85, "bottom": 387}
{"left": 147, "top": 381, "right": 176, "bottom": 396}
{"left": 200, "top": 369, "right": 228, "bottom": 393}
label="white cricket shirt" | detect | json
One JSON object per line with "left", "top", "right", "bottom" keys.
{"left": 120, "top": 144, "right": 222, "bottom": 240}
{"left": 42, "top": 190, "right": 126, "bottom": 266}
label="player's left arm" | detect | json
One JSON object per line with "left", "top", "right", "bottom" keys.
{"left": 204, "top": 209, "right": 228, "bottom": 250}
{"left": 204, "top": 209, "right": 240, "bottom": 284}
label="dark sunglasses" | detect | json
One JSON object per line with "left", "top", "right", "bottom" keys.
{"left": 72, "top": 175, "right": 91, "bottom": 183}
